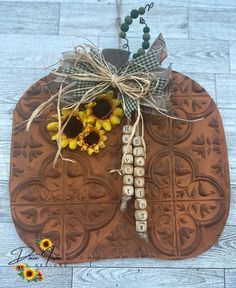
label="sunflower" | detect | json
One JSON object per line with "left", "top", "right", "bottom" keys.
{"left": 78, "top": 125, "right": 107, "bottom": 155}
{"left": 23, "top": 267, "right": 36, "bottom": 282}
{"left": 14, "top": 263, "right": 26, "bottom": 271}
{"left": 38, "top": 275, "right": 44, "bottom": 281}
{"left": 37, "top": 271, "right": 44, "bottom": 281}
{"left": 82, "top": 90, "right": 124, "bottom": 131}
{"left": 47, "top": 109, "right": 84, "bottom": 150}
{"left": 39, "top": 238, "right": 53, "bottom": 251}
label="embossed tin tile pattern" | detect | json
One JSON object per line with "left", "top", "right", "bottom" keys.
{"left": 9, "top": 72, "right": 230, "bottom": 263}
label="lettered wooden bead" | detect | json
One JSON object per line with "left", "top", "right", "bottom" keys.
{"left": 124, "top": 154, "right": 133, "bottom": 164}
{"left": 136, "top": 221, "right": 147, "bottom": 232}
{"left": 122, "top": 144, "right": 132, "bottom": 154}
{"left": 133, "top": 147, "right": 145, "bottom": 156}
{"left": 123, "top": 125, "right": 132, "bottom": 134}
{"left": 134, "top": 157, "right": 145, "bottom": 167}
{"left": 134, "top": 167, "right": 145, "bottom": 177}
{"left": 133, "top": 136, "right": 142, "bottom": 146}
{"left": 135, "top": 188, "right": 145, "bottom": 198}
{"left": 123, "top": 175, "right": 134, "bottom": 185}
{"left": 123, "top": 165, "right": 133, "bottom": 175}
{"left": 135, "top": 210, "right": 148, "bottom": 221}
{"left": 122, "top": 185, "right": 134, "bottom": 196}
{"left": 122, "top": 134, "right": 131, "bottom": 144}
{"left": 135, "top": 198, "right": 147, "bottom": 209}
{"left": 134, "top": 177, "right": 145, "bottom": 188}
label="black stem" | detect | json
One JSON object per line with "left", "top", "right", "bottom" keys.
{"left": 123, "top": 37, "right": 130, "bottom": 51}
{"left": 139, "top": 17, "right": 148, "bottom": 27}
{"left": 145, "top": 2, "right": 154, "bottom": 11}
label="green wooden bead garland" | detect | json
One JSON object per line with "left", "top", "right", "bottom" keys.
{"left": 119, "top": 3, "right": 154, "bottom": 59}
{"left": 125, "top": 16, "right": 133, "bottom": 25}
{"left": 142, "top": 41, "right": 150, "bottom": 49}
{"left": 130, "top": 9, "right": 139, "bottom": 19}
{"left": 121, "top": 23, "right": 129, "bottom": 32}
{"left": 143, "top": 33, "right": 150, "bottom": 41}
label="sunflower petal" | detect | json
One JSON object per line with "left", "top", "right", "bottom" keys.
{"left": 87, "top": 148, "right": 94, "bottom": 155}
{"left": 99, "top": 141, "right": 105, "bottom": 148}
{"left": 93, "top": 144, "right": 100, "bottom": 152}
{"left": 102, "top": 120, "right": 112, "bottom": 131}
{"left": 85, "top": 102, "right": 94, "bottom": 110}
{"left": 104, "top": 90, "right": 114, "bottom": 99}
{"left": 101, "top": 135, "right": 107, "bottom": 142}
{"left": 95, "top": 120, "right": 102, "bottom": 129}
{"left": 69, "top": 139, "right": 77, "bottom": 150}
{"left": 47, "top": 122, "right": 58, "bottom": 131}
{"left": 81, "top": 144, "right": 88, "bottom": 151}
{"left": 79, "top": 111, "right": 86, "bottom": 120}
{"left": 86, "top": 116, "right": 96, "bottom": 124}
{"left": 110, "top": 115, "right": 121, "bottom": 125}
{"left": 111, "top": 98, "right": 121, "bottom": 106}
{"left": 61, "top": 138, "right": 69, "bottom": 148}
{"left": 52, "top": 114, "right": 59, "bottom": 119}
{"left": 113, "top": 107, "right": 124, "bottom": 117}
{"left": 51, "top": 132, "right": 59, "bottom": 140}
{"left": 62, "top": 109, "right": 71, "bottom": 116}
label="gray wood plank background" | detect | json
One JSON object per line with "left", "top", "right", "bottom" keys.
{"left": 0, "top": 1, "right": 235, "bottom": 287}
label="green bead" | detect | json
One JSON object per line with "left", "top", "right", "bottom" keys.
{"left": 125, "top": 15, "right": 133, "bottom": 25}
{"left": 119, "top": 31, "right": 126, "bottom": 38}
{"left": 143, "top": 33, "right": 150, "bottom": 41}
{"left": 133, "top": 53, "right": 139, "bottom": 59}
{"left": 130, "top": 9, "right": 139, "bottom": 19}
{"left": 137, "top": 48, "right": 145, "bottom": 56}
{"left": 121, "top": 23, "right": 129, "bottom": 32}
{"left": 139, "top": 7, "right": 145, "bottom": 15}
{"left": 143, "top": 26, "right": 150, "bottom": 33}
{"left": 142, "top": 41, "right": 150, "bottom": 49}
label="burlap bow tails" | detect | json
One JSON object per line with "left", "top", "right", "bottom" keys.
{"left": 26, "top": 34, "right": 172, "bottom": 168}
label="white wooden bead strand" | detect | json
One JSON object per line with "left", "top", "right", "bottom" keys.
{"left": 120, "top": 123, "right": 134, "bottom": 212}
{"left": 133, "top": 129, "right": 148, "bottom": 241}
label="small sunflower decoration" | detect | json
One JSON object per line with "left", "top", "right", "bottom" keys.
{"left": 46, "top": 90, "right": 123, "bottom": 156}
{"left": 78, "top": 125, "right": 107, "bottom": 155}
{"left": 37, "top": 271, "right": 44, "bottom": 282}
{"left": 14, "top": 263, "right": 26, "bottom": 271}
{"left": 23, "top": 267, "right": 37, "bottom": 282}
{"left": 47, "top": 109, "right": 84, "bottom": 150}
{"left": 13, "top": 264, "right": 44, "bottom": 282}
{"left": 38, "top": 238, "right": 53, "bottom": 251}
{"left": 83, "top": 90, "right": 124, "bottom": 131}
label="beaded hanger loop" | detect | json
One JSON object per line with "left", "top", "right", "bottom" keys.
{"left": 119, "top": 2, "right": 154, "bottom": 59}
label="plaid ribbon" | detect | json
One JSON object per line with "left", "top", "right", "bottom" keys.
{"left": 57, "top": 34, "right": 171, "bottom": 119}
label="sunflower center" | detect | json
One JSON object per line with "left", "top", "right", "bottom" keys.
{"left": 43, "top": 241, "right": 49, "bottom": 247}
{"left": 27, "top": 271, "right": 33, "bottom": 277}
{"left": 63, "top": 116, "right": 83, "bottom": 138}
{"left": 84, "top": 132, "right": 100, "bottom": 146}
{"left": 92, "top": 99, "right": 112, "bottom": 119}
